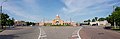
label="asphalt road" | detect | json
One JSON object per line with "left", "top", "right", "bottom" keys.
{"left": 80, "top": 26, "right": 120, "bottom": 39}
{"left": 0, "top": 26, "right": 82, "bottom": 39}
{"left": 0, "top": 26, "right": 40, "bottom": 39}
{"left": 40, "top": 26, "right": 81, "bottom": 39}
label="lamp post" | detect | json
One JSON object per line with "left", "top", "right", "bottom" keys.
{"left": 0, "top": 0, "right": 7, "bottom": 13}
{"left": 113, "top": 6, "right": 117, "bottom": 28}
{"left": 0, "top": 0, "right": 7, "bottom": 29}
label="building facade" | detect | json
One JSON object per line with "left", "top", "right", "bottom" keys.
{"left": 52, "top": 14, "right": 64, "bottom": 25}
{"left": 90, "top": 20, "right": 111, "bottom": 26}
{"left": 14, "top": 20, "right": 27, "bottom": 26}
{"left": 38, "top": 15, "right": 77, "bottom": 26}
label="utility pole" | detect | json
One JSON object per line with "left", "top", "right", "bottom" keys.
{"left": 113, "top": 6, "right": 116, "bottom": 28}
{"left": 70, "top": 18, "right": 72, "bottom": 25}
{"left": 0, "top": 0, "right": 7, "bottom": 29}
{"left": 0, "top": 6, "right": 2, "bottom": 13}
{"left": 43, "top": 17, "right": 45, "bottom": 26}
{"left": 0, "top": 0, "right": 7, "bottom": 13}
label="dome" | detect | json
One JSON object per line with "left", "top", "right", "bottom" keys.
{"left": 56, "top": 14, "right": 59, "bottom": 16}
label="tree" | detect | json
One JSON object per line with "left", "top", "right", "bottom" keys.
{"left": 106, "top": 15, "right": 114, "bottom": 26}
{"left": 98, "top": 18, "right": 106, "bottom": 21}
{"left": 0, "top": 13, "right": 9, "bottom": 29}
{"left": 0, "top": 13, "right": 14, "bottom": 29}
{"left": 88, "top": 19, "right": 91, "bottom": 22}
{"left": 115, "top": 6, "right": 120, "bottom": 11}
{"left": 26, "top": 22, "right": 35, "bottom": 26}
{"left": 84, "top": 20, "right": 88, "bottom": 22}
{"left": 106, "top": 6, "right": 120, "bottom": 29}
{"left": 84, "top": 19, "right": 91, "bottom": 22}
{"left": 11, "top": 18, "right": 15, "bottom": 25}
{"left": 6, "top": 18, "right": 14, "bottom": 26}
{"left": 95, "top": 17, "right": 98, "bottom": 21}
{"left": 92, "top": 19, "right": 95, "bottom": 22}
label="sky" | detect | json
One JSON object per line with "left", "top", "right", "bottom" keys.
{"left": 0, "top": 0, "right": 120, "bottom": 22}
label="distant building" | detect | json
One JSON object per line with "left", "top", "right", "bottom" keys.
{"left": 38, "top": 14, "right": 77, "bottom": 26}
{"left": 52, "top": 14, "right": 64, "bottom": 25}
{"left": 35, "top": 23, "right": 39, "bottom": 26}
{"left": 90, "top": 20, "right": 111, "bottom": 26}
{"left": 14, "top": 20, "right": 27, "bottom": 26}
{"left": 38, "top": 22, "right": 44, "bottom": 26}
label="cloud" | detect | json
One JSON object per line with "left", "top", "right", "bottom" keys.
{"left": 22, "top": 0, "right": 41, "bottom": 13}
{"left": 61, "top": 0, "right": 111, "bottom": 14}
{"left": 1, "top": 0, "right": 120, "bottom": 22}
{"left": 59, "top": 0, "right": 120, "bottom": 22}
{"left": 3, "top": 0, "right": 42, "bottom": 22}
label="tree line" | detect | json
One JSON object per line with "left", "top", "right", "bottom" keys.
{"left": 0, "top": 13, "right": 14, "bottom": 29}
{"left": 106, "top": 6, "right": 120, "bottom": 26}
{"left": 0, "top": 13, "right": 35, "bottom": 29}
{"left": 84, "top": 6, "right": 120, "bottom": 29}
{"left": 84, "top": 17, "right": 106, "bottom": 23}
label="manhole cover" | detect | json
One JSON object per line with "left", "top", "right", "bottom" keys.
{"left": 98, "top": 33, "right": 104, "bottom": 35}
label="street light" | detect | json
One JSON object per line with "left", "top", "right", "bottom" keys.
{"left": 0, "top": 0, "right": 7, "bottom": 13}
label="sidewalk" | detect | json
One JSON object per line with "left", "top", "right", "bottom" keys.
{"left": 0, "top": 26, "right": 32, "bottom": 35}
{"left": 0, "top": 26, "right": 35, "bottom": 39}
{"left": 79, "top": 26, "right": 120, "bottom": 39}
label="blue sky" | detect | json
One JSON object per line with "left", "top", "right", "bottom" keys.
{"left": 0, "top": 0, "right": 120, "bottom": 22}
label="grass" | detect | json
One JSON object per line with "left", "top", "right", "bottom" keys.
{"left": 111, "top": 26, "right": 120, "bottom": 32}
{"left": 50, "top": 25, "right": 71, "bottom": 26}
{"left": 0, "top": 29, "right": 3, "bottom": 32}
{"left": 111, "top": 26, "right": 120, "bottom": 29}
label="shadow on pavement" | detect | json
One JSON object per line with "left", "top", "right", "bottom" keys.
{"left": 0, "top": 35, "right": 19, "bottom": 39}
{"left": 5, "top": 27, "right": 23, "bottom": 30}
{"left": 103, "top": 26, "right": 112, "bottom": 30}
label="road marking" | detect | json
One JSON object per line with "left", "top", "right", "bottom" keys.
{"left": 38, "top": 27, "right": 41, "bottom": 39}
{"left": 38, "top": 27, "right": 47, "bottom": 39}
{"left": 77, "top": 27, "right": 82, "bottom": 39}
{"left": 71, "top": 27, "right": 82, "bottom": 39}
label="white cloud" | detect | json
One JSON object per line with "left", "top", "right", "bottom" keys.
{"left": 61, "top": 0, "right": 111, "bottom": 14}
{"left": 1, "top": 0, "right": 120, "bottom": 22}
{"left": 22, "top": 0, "right": 42, "bottom": 14}
{"left": 60, "top": 0, "right": 120, "bottom": 22}
{"left": 3, "top": 0, "right": 42, "bottom": 22}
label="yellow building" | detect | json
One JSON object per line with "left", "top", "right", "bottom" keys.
{"left": 52, "top": 14, "right": 64, "bottom": 25}
{"left": 38, "top": 14, "right": 77, "bottom": 26}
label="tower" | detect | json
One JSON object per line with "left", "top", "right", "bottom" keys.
{"left": 56, "top": 14, "right": 60, "bottom": 19}
{"left": 52, "top": 14, "right": 64, "bottom": 25}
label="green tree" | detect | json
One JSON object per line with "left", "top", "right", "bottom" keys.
{"left": 98, "top": 18, "right": 106, "bottom": 21}
{"left": 26, "top": 22, "right": 35, "bottom": 26}
{"left": 95, "top": 17, "right": 98, "bottom": 21}
{"left": 113, "top": 11, "right": 120, "bottom": 26}
{"left": 106, "top": 6, "right": 120, "bottom": 29}
{"left": 92, "top": 19, "right": 96, "bottom": 22}
{"left": 84, "top": 19, "right": 91, "bottom": 22}
{"left": 88, "top": 19, "right": 91, "bottom": 22}
{"left": 84, "top": 20, "right": 88, "bottom": 22}
{"left": 115, "top": 6, "right": 120, "bottom": 11}
{"left": 0, "top": 13, "right": 14, "bottom": 29}
{"left": 0, "top": 13, "right": 9, "bottom": 29}
{"left": 106, "top": 15, "right": 114, "bottom": 26}
{"left": 6, "top": 18, "right": 14, "bottom": 26}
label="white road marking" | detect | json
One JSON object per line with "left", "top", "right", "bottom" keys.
{"left": 38, "top": 27, "right": 41, "bottom": 39}
{"left": 72, "top": 35, "right": 78, "bottom": 37}
{"left": 77, "top": 27, "right": 82, "bottom": 39}
{"left": 38, "top": 27, "right": 47, "bottom": 39}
